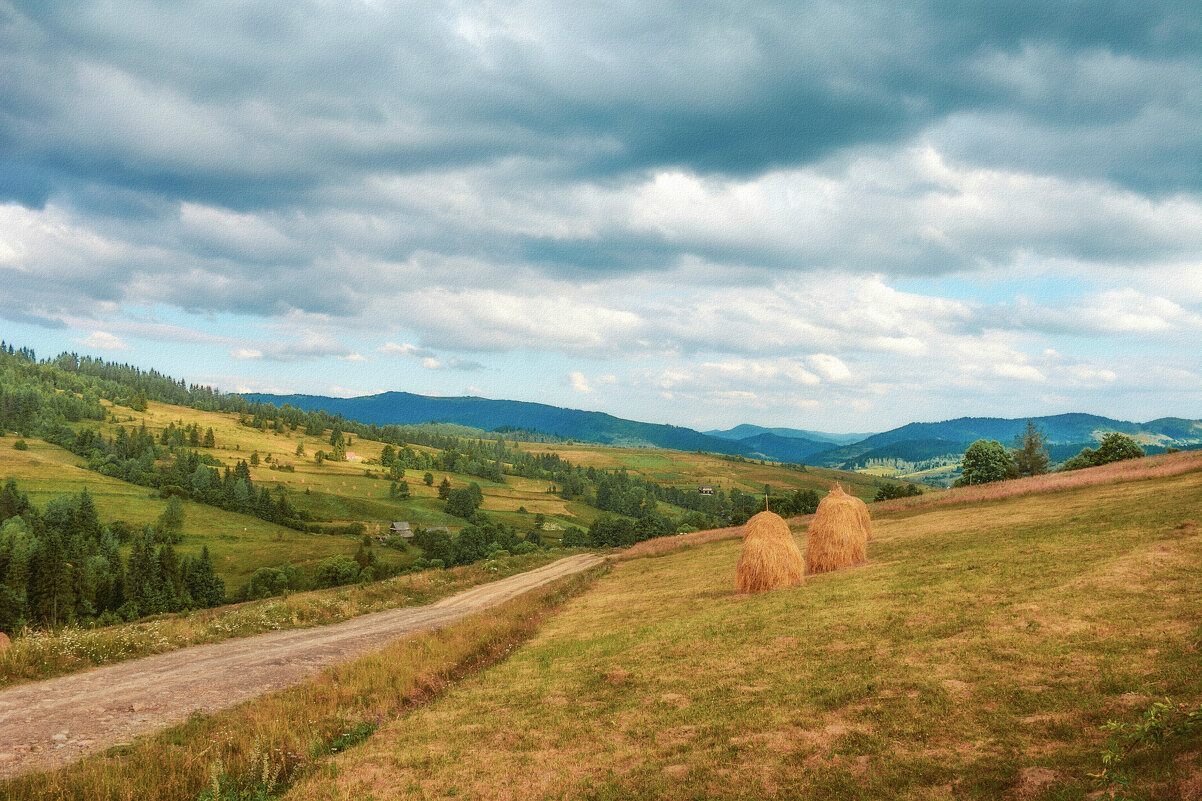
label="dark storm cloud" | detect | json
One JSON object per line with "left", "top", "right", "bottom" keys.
{"left": 0, "top": 0, "right": 1199, "bottom": 332}
{"left": 4, "top": 0, "right": 1197, "bottom": 208}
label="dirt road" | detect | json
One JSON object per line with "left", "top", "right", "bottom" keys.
{"left": 0, "top": 553, "right": 604, "bottom": 778}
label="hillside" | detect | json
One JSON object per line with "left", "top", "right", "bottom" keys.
{"left": 5, "top": 450, "right": 1200, "bottom": 799}
{"left": 0, "top": 436, "right": 367, "bottom": 588}
{"left": 282, "top": 452, "right": 1202, "bottom": 800}
{"left": 1, "top": 345, "right": 883, "bottom": 629}
{"left": 812, "top": 413, "right": 1202, "bottom": 476}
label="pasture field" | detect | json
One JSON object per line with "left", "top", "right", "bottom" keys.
{"left": 511, "top": 441, "right": 882, "bottom": 499}
{"left": 282, "top": 456, "right": 1202, "bottom": 800}
{"left": 88, "top": 399, "right": 880, "bottom": 538}
{"left": 94, "top": 401, "right": 619, "bottom": 534}
{"left": 0, "top": 437, "right": 373, "bottom": 586}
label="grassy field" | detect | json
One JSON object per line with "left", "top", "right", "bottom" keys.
{"left": 93, "top": 401, "right": 626, "bottom": 536}
{"left": 512, "top": 442, "right": 883, "bottom": 499}
{"left": 1, "top": 566, "right": 606, "bottom": 801}
{"left": 0, "top": 437, "right": 373, "bottom": 586}
{"left": 88, "top": 399, "right": 882, "bottom": 539}
{"left": 279, "top": 458, "right": 1202, "bottom": 799}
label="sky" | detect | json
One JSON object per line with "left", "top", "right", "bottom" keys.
{"left": 1, "top": 1, "right": 1199, "bottom": 433}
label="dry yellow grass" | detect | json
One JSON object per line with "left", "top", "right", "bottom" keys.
{"left": 734, "top": 511, "right": 805, "bottom": 594}
{"left": 280, "top": 463, "right": 1202, "bottom": 801}
{"left": 1, "top": 566, "right": 604, "bottom": 801}
{"left": 806, "top": 485, "right": 869, "bottom": 575}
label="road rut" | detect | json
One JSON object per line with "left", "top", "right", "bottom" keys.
{"left": 0, "top": 553, "right": 604, "bottom": 778}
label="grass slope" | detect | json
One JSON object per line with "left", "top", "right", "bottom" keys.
{"left": 0, "top": 437, "right": 363, "bottom": 586}
{"left": 287, "top": 460, "right": 1202, "bottom": 799}
{"left": 96, "top": 398, "right": 879, "bottom": 535}
{"left": 515, "top": 442, "right": 881, "bottom": 500}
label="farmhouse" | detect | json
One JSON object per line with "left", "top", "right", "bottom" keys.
{"left": 698, "top": 486, "right": 715, "bottom": 496}
{"left": 389, "top": 521, "right": 414, "bottom": 539}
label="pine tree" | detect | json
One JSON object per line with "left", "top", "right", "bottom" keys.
{"left": 126, "top": 527, "right": 162, "bottom": 616}
{"left": 155, "top": 496, "right": 186, "bottom": 542}
{"left": 1011, "top": 420, "right": 1051, "bottom": 477}
{"left": 31, "top": 528, "right": 74, "bottom": 627}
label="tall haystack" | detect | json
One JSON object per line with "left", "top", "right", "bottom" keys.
{"left": 849, "top": 491, "right": 872, "bottom": 541}
{"left": 806, "top": 485, "right": 869, "bottom": 575}
{"left": 735, "top": 510, "right": 805, "bottom": 594}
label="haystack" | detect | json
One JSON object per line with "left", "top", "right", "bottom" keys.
{"left": 806, "top": 485, "right": 869, "bottom": 575}
{"left": 735, "top": 510, "right": 805, "bottom": 594}
{"left": 849, "top": 491, "right": 872, "bottom": 541}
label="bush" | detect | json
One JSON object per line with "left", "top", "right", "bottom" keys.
{"left": 312, "top": 555, "right": 361, "bottom": 588}
{"left": 12, "top": 440, "right": 28, "bottom": 451}
{"left": 445, "top": 487, "right": 479, "bottom": 518}
{"left": 874, "top": 482, "right": 923, "bottom": 502}
{"left": 1064, "top": 433, "right": 1146, "bottom": 471}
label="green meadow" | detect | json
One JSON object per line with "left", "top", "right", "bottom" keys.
{"left": 0, "top": 437, "right": 369, "bottom": 587}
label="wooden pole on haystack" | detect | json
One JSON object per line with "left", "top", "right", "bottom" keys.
{"left": 735, "top": 511, "right": 805, "bottom": 594}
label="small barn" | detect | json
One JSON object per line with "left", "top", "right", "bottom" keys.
{"left": 698, "top": 486, "right": 715, "bottom": 496}
{"left": 389, "top": 521, "right": 414, "bottom": 539}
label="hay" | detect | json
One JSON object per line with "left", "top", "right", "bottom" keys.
{"left": 850, "top": 491, "right": 872, "bottom": 541}
{"left": 806, "top": 484, "right": 869, "bottom": 575}
{"left": 735, "top": 511, "right": 805, "bottom": 594}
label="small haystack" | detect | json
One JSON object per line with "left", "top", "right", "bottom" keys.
{"left": 735, "top": 510, "right": 805, "bottom": 594}
{"left": 806, "top": 485, "right": 869, "bottom": 575}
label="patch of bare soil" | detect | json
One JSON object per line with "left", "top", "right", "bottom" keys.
{"left": 1015, "top": 766, "right": 1065, "bottom": 798}
{"left": 0, "top": 553, "right": 604, "bottom": 778}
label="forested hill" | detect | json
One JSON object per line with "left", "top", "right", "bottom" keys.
{"left": 245, "top": 392, "right": 758, "bottom": 456}
{"left": 810, "top": 413, "right": 1202, "bottom": 468}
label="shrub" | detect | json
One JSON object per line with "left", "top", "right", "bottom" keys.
{"left": 1064, "top": 433, "right": 1146, "bottom": 471}
{"left": 312, "top": 555, "right": 361, "bottom": 588}
{"left": 954, "top": 439, "right": 1017, "bottom": 486}
{"left": 12, "top": 440, "right": 28, "bottom": 451}
{"left": 874, "top": 482, "right": 923, "bottom": 502}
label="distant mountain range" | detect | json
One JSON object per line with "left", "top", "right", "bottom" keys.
{"left": 246, "top": 392, "right": 1202, "bottom": 474}
{"left": 246, "top": 391, "right": 760, "bottom": 456}
{"left": 704, "top": 424, "right": 874, "bottom": 446}
{"left": 808, "top": 413, "right": 1202, "bottom": 469}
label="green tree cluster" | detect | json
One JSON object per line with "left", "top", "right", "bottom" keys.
{"left": 0, "top": 480, "right": 224, "bottom": 633}
{"left": 873, "top": 482, "right": 923, "bottom": 501}
{"left": 1063, "top": 433, "right": 1145, "bottom": 470}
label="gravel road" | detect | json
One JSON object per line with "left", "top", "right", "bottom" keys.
{"left": 0, "top": 553, "right": 604, "bottom": 778}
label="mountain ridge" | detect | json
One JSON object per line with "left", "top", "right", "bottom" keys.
{"left": 245, "top": 392, "right": 1202, "bottom": 471}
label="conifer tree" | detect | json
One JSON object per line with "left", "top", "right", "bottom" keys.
{"left": 1011, "top": 420, "right": 1051, "bottom": 477}
{"left": 31, "top": 527, "right": 74, "bottom": 626}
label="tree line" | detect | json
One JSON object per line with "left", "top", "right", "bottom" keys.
{"left": 955, "top": 421, "right": 1147, "bottom": 486}
{"left": 0, "top": 480, "right": 224, "bottom": 633}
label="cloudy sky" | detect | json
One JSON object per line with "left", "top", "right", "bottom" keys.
{"left": 1, "top": 1, "right": 1199, "bottom": 432}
